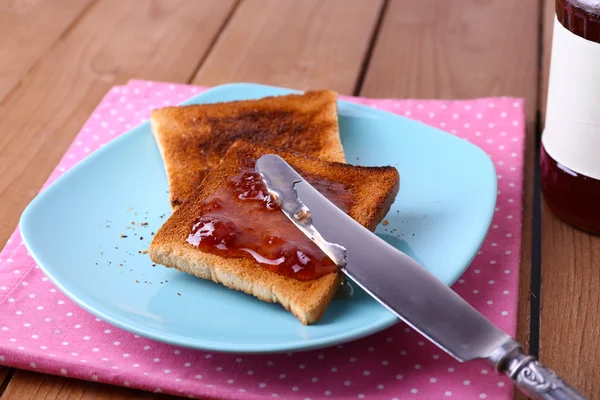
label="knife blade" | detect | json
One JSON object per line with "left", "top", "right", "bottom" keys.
{"left": 255, "top": 154, "right": 586, "bottom": 400}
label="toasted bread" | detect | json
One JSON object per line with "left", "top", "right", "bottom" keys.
{"left": 149, "top": 140, "right": 399, "bottom": 325}
{"left": 151, "top": 90, "right": 345, "bottom": 209}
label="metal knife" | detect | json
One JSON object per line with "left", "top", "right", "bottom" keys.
{"left": 255, "top": 154, "right": 587, "bottom": 400}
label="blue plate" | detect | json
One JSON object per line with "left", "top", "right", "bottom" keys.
{"left": 20, "top": 83, "right": 496, "bottom": 353}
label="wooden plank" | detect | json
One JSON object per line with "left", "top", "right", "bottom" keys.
{"left": 0, "top": 0, "right": 236, "bottom": 398}
{"left": 192, "top": 0, "right": 384, "bottom": 95}
{"left": 1, "top": 370, "right": 172, "bottom": 400}
{"left": 539, "top": 0, "right": 600, "bottom": 397}
{"left": 540, "top": 0, "right": 555, "bottom": 127}
{"left": 360, "top": 1, "right": 539, "bottom": 399}
{"left": 0, "top": 0, "right": 94, "bottom": 102}
{"left": 0, "top": 0, "right": 236, "bottom": 247}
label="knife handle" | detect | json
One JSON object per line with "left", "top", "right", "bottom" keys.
{"left": 500, "top": 348, "right": 587, "bottom": 400}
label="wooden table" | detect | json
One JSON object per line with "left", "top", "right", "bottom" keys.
{"left": 0, "top": 0, "right": 596, "bottom": 398}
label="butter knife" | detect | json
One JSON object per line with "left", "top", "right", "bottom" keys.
{"left": 255, "top": 154, "right": 587, "bottom": 400}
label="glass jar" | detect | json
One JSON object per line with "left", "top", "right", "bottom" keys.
{"left": 541, "top": 0, "right": 600, "bottom": 235}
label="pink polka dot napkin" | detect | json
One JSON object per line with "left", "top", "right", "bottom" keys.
{"left": 0, "top": 80, "right": 525, "bottom": 399}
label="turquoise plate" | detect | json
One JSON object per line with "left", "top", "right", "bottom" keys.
{"left": 20, "top": 83, "right": 496, "bottom": 353}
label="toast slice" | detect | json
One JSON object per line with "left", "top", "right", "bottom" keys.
{"left": 151, "top": 90, "right": 345, "bottom": 209}
{"left": 149, "top": 140, "right": 399, "bottom": 325}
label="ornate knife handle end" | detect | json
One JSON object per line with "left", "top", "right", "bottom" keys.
{"left": 500, "top": 348, "right": 587, "bottom": 400}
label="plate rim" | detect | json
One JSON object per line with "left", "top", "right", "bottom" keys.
{"left": 19, "top": 82, "right": 497, "bottom": 353}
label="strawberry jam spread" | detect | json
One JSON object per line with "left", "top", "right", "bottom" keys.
{"left": 186, "top": 169, "right": 353, "bottom": 280}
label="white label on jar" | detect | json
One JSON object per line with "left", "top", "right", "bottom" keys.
{"left": 543, "top": 16, "right": 600, "bottom": 180}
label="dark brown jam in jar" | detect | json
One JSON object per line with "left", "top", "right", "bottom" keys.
{"left": 541, "top": 0, "right": 600, "bottom": 234}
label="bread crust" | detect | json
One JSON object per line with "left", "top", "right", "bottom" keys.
{"left": 150, "top": 90, "right": 345, "bottom": 209}
{"left": 150, "top": 140, "right": 399, "bottom": 324}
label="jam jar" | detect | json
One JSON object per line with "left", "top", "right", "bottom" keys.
{"left": 541, "top": 0, "right": 600, "bottom": 234}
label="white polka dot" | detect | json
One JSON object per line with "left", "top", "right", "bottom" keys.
{"left": 15, "top": 311, "right": 22, "bottom": 315}
{"left": 404, "top": 327, "right": 410, "bottom": 333}
{"left": 40, "top": 346, "right": 47, "bottom": 350}
{"left": 154, "top": 358, "right": 160, "bottom": 362}
{"left": 83, "top": 336, "right": 90, "bottom": 340}
{"left": 227, "top": 379, "right": 233, "bottom": 384}
{"left": 429, "top": 378, "right": 437, "bottom": 383}
{"left": 503, "top": 290, "right": 510, "bottom": 295}
{"left": 400, "top": 350, "right": 407, "bottom": 355}
{"left": 411, "top": 389, "right": 418, "bottom": 394}
{"left": 498, "top": 382, "right": 505, "bottom": 387}
{"left": 448, "top": 368, "right": 455, "bottom": 372}
{"left": 481, "top": 369, "right": 489, "bottom": 375}
{"left": 382, "top": 360, "right": 389, "bottom": 366}
{"left": 489, "top": 280, "right": 495, "bottom": 285}
{"left": 445, "top": 392, "right": 452, "bottom": 396}
{"left": 279, "top": 374, "right": 286, "bottom": 379}
{"left": 248, "top": 370, "right": 254, "bottom": 375}
{"left": 62, "top": 341, "right": 69, "bottom": 346}
{"left": 480, "top": 394, "right": 487, "bottom": 399}
{"left": 318, "top": 354, "right": 325, "bottom": 359}
{"left": 92, "top": 348, "right": 99, "bottom": 352}
{"left": 350, "top": 357, "right": 356, "bottom": 362}
{"left": 104, "top": 329, "right": 111, "bottom": 334}
{"left": 133, "top": 364, "right": 140, "bottom": 367}
{"left": 92, "top": 375, "right": 98, "bottom": 381}
{"left": 473, "top": 290, "right": 479, "bottom": 294}
{"left": 414, "top": 364, "right": 422, "bottom": 370}
{"left": 363, "top": 370, "right": 370, "bottom": 376}
{"left": 452, "top": 113, "right": 459, "bottom": 119}
{"left": 502, "top": 311, "right": 508, "bottom": 316}
{"left": 124, "top": 381, "right": 130, "bottom": 387}
{"left": 344, "top": 380, "right": 351, "bottom": 386}
{"left": 299, "top": 364, "right": 305, "bottom": 369}
{"left": 31, "top": 335, "right": 38, "bottom": 339}
{"left": 418, "top": 341, "right": 425, "bottom": 346}
{"left": 113, "top": 341, "right": 120, "bottom": 346}
{"left": 195, "top": 374, "right": 202, "bottom": 379}
{"left": 377, "top": 384, "right": 384, "bottom": 390}
{"left": 37, "top": 306, "right": 44, "bottom": 310}
{"left": 184, "top": 362, "right": 191, "bottom": 367}
{"left": 144, "top": 345, "right": 151, "bottom": 350}
{"left": 331, "top": 367, "right": 337, "bottom": 372}
{"left": 164, "top": 369, "right": 170, "bottom": 374}
{"left": 123, "top": 353, "right": 130, "bottom": 357}
{"left": 71, "top": 352, "right": 78, "bottom": 356}
{"left": 292, "top": 386, "right": 299, "bottom": 392}
{"left": 487, "top": 300, "right": 493, "bottom": 305}
{"left": 474, "top": 269, "right": 480, "bottom": 274}
{"left": 60, "top": 369, "right": 67, "bottom": 375}
{"left": 13, "top": 270, "right": 20, "bottom": 275}
{"left": 0, "top": 286, "right": 5, "bottom": 291}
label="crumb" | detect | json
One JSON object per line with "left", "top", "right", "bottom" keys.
{"left": 144, "top": 281, "right": 147, "bottom": 283}
{"left": 120, "top": 234, "right": 127, "bottom": 238}
{"left": 382, "top": 220, "right": 389, "bottom": 226}
{"left": 141, "top": 222, "right": 148, "bottom": 227}
{"left": 127, "top": 207, "right": 133, "bottom": 211}
{"left": 160, "top": 282, "right": 163, "bottom": 284}
{"left": 151, "top": 232, "right": 155, "bottom": 235}
{"left": 140, "top": 249, "right": 148, "bottom": 254}
{"left": 412, "top": 233, "right": 415, "bottom": 236}
{"left": 119, "top": 263, "right": 123, "bottom": 266}
{"left": 136, "top": 280, "right": 139, "bottom": 283}
{"left": 177, "top": 292, "right": 181, "bottom": 296}
{"left": 105, "top": 225, "right": 110, "bottom": 228}
{"left": 106, "top": 220, "right": 112, "bottom": 223}
{"left": 396, "top": 234, "right": 401, "bottom": 237}
{"left": 220, "top": 293, "right": 224, "bottom": 296}
{"left": 140, "top": 236, "right": 143, "bottom": 240}
{"left": 100, "top": 251, "right": 104, "bottom": 255}
{"left": 95, "top": 262, "right": 98, "bottom": 265}
{"left": 152, "top": 264, "right": 156, "bottom": 267}
{"left": 134, "top": 212, "right": 137, "bottom": 215}
{"left": 115, "top": 246, "right": 119, "bottom": 249}
{"left": 384, "top": 229, "right": 388, "bottom": 231}
{"left": 126, "top": 226, "right": 131, "bottom": 229}
{"left": 149, "top": 282, "right": 152, "bottom": 285}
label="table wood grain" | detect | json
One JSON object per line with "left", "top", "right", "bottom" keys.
{"left": 0, "top": 0, "right": 595, "bottom": 398}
